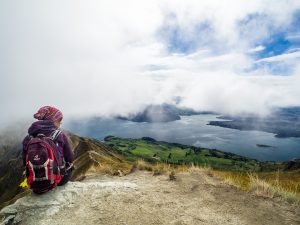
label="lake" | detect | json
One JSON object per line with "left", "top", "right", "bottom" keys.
{"left": 64, "top": 114, "right": 300, "bottom": 162}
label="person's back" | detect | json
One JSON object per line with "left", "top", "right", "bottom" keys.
{"left": 22, "top": 106, "right": 75, "bottom": 193}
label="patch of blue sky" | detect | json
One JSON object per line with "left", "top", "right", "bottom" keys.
{"left": 248, "top": 11, "right": 300, "bottom": 60}
{"left": 164, "top": 26, "right": 197, "bottom": 54}
{"left": 284, "top": 11, "right": 300, "bottom": 49}
{"left": 157, "top": 14, "right": 214, "bottom": 55}
{"left": 255, "top": 35, "right": 291, "bottom": 59}
{"left": 241, "top": 11, "right": 300, "bottom": 75}
{"left": 290, "top": 9, "right": 300, "bottom": 33}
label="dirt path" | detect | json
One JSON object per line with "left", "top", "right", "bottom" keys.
{"left": 1, "top": 171, "right": 299, "bottom": 225}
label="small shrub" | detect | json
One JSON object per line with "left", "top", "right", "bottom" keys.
{"left": 169, "top": 171, "right": 176, "bottom": 181}
{"left": 135, "top": 159, "right": 153, "bottom": 171}
{"left": 248, "top": 174, "right": 275, "bottom": 198}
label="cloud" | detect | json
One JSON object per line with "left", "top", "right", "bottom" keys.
{"left": 286, "top": 33, "right": 300, "bottom": 41}
{"left": 248, "top": 45, "right": 265, "bottom": 53}
{"left": 0, "top": 0, "right": 300, "bottom": 127}
{"left": 256, "top": 50, "right": 300, "bottom": 62}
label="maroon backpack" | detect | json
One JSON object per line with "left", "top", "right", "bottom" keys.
{"left": 25, "top": 130, "right": 66, "bottom": 194}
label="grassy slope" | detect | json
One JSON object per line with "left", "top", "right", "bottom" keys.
{"left": 104, "top": 136, "right": 300, "bottom": 203}
{"left": 212, "top": 170, "right": 300, "bottom": 203}
{"left": 104, "top": 136, "right": 284, "bottom": 172}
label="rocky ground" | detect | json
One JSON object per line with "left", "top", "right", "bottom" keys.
{"left": 1, "top": 170, "right": 299, "bottom": 225}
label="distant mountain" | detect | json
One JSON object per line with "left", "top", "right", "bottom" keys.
{"left": 117, "top": 104, "right": 212, "bottom": 123}
{"left": 208, "top": 107, "right": 300, "bottom": 138}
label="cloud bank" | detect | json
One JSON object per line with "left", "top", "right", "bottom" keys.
{"left": 0, "top": 0, "right": 300, "bottom": 126}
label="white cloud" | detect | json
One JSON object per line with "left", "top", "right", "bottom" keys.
{"left": 286, "top": 33, "right": 300, "bottom": 41}
{"left": 248, "top": 45, "right": 265, "bottom": 53}
{"left": 0, "top": 0, "right": 300, "bottom": 126}
{"left": 256, "top": 50, "right": 300, "bottom": 62}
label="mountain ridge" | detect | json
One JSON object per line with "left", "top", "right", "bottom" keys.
{"left": 0, "top": 130, "right": 299, "bottom": 225}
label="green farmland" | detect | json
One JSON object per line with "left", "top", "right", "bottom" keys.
{"left": 104, "top": 136, "right": 285, "bottom": 172}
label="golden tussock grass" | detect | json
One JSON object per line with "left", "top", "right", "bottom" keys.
{"left": 131, "top": 160, "right": 212, "bottom": 176}
{"left": 212, "top": 170, "right": 300, "bottom": 204}
{"left": 86, "top": 162, "right": 132, "bottom": 176}
{"left": 86, "top": 158, "right": 300, "bottom": 204}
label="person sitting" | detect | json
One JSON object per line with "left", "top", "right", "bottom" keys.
{"left": 22, "top": 106, "right": 75, "bottom": 193}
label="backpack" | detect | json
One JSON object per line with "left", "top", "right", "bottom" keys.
{"left": 25, "top": 130, "right": 66, "bottom": 194}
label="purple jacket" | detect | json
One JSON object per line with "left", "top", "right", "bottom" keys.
{"left": 22, "top": 120, "right": 75, "bottom": 166}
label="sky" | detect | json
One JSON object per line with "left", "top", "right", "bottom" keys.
{"left": 1, "top": 0, "right": 300, "bottom": 126}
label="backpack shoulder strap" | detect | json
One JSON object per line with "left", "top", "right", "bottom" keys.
{"left": 48, "top": 130, "right": 64, "bottom": 166}
{"left": 50, "top": 130, "right": 62, "bottom": 141}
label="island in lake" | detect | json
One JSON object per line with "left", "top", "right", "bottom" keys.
{"left": 118, "top": 104, "right": 213, "bottom": 123}
{"left": 208, "top": 107, "right": 300, "bottom": 138}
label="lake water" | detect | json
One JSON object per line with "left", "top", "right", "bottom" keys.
{"left": 64, "top": 114, "right": 300, "bottom": 162}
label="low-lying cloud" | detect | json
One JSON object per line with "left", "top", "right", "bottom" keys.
{"left": 0, "top": 0, "right": 300, "bottom": 127}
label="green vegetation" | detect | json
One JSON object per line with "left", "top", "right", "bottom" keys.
{"left": 104, "top": 136, "right": 287, "bottom": 172}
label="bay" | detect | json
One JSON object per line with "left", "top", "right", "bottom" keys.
{"left": 64, "top": 114, "right": 300, "bottom": 162}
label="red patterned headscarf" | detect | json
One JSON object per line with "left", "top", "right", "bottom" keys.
{"left": 33, "top": 106, "right": 63, "bottom": 122}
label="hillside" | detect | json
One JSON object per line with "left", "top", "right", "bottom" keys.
{"left": 1, "top": 132, "right": 299, "bottom": 207}
{"left": 0, "top": 131, "right": 299, "bottom": 225}
{"left": 104, "top": 136, "right": 298, "bottom": 172}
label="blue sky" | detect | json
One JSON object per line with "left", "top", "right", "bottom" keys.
{"left": 0, "top": 0, "right": 300, "bottom": 125}
{"left": 250, "top": 11, "right": 300, "bottom": 75}
{"left": 158, "top": 13, "right": 214, "bottom": 54}
{"left": 157, "top": 8, "right": 300, "bottom": 76}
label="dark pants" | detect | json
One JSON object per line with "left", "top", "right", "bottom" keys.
{"left": 58, "top": 169, "right": 73, "bottom": 186}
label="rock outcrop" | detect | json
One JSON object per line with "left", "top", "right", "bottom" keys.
{"left": 0, "top": 178, "right": 137, "bottom": 225}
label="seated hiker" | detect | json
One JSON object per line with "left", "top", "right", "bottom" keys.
{"left": 22, "top": 106, "right": 75, "bottom": 194}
